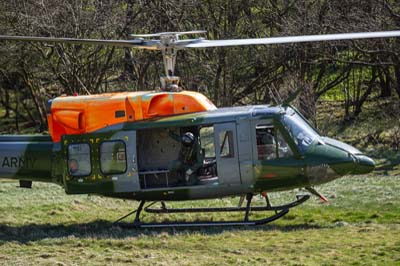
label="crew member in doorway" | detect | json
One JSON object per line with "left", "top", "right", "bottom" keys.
{"left": 169, "top": 127, "right": 203, "bottom": 185}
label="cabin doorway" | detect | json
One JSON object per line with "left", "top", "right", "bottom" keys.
{"left": 137, "top": 125, "right": 220, "bottom": 189}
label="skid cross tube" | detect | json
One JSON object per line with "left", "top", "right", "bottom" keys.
{"left": 133, "top": 200, "right": 146, "bottom": 226}
{"left": 244, "top": 193, "right": 253, "bottom": 222}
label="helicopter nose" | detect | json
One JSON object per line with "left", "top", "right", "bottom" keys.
{"left": 351, "top": 154, "right": 375, "bottom": 175}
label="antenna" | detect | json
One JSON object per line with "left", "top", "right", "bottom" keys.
{"left": 268, "top": 85, "right": 283, "bottom": 105}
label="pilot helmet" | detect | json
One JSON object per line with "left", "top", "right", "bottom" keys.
{"left": 182, "top": 132, "right": 195, "bottom": 146}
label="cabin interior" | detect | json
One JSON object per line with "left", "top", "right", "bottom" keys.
{"left": 137, "top": 125, "right": 219, "bottom": 189}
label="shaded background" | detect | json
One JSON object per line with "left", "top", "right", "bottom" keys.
{"left": 0, "top": 1, "right": 399, "bottom": 144}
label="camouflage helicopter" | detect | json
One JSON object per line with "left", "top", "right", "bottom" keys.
{"left": 0, "top": 30, "right": 398, "bottom": 228}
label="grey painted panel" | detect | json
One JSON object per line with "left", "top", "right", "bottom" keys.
{"left": 137, "top": 127, "right": 180, "bottom": 170}
{"left": 214, "top": 122, "right": 241, "bottom": 185}
{"left": 236, "top": 119, "right": 253, "bottom": 185}
{"left": 111, "top": 131, "right": 140, "bottom": 192}
{"left": 188, "top": 184, "right": 251, "bottom": 199}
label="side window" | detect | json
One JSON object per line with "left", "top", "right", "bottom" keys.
{"left": 100, "top": 141, "right": 127, "bottom": 175}
{"left": 200, "top": 126, "right": 216, "bottom": 158}
{"left": 68, "top": 143, "right": 91, "bottom": 176}
{"left": 256, "top": 125, "right": 293, "bottom": 160}
{"left": 219, "top": 130, "right": 234, "bottom": 158}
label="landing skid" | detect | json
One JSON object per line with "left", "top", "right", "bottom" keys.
{"left": 114, "top": 193, "right": 310, "bottom": 228}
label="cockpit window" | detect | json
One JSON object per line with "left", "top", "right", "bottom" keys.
{"left": 256, "top": 125, "right": 293, "bottom": 160}
{"left": 282, "top": 107, "right": 319, "bottom": 153}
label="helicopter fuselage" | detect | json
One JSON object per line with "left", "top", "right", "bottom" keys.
{"left": 0, "top": 96, "right": 374, "bottom": 201}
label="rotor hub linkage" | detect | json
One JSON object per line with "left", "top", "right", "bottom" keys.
{"left": 158, "top": 34, "right": 180, "bottom": 91}
{"left": 133, "top": 31, "right": 206, "bottom": 91}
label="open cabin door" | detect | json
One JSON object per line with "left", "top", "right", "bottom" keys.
{"left": 63, "top": 130, "right": 140, "bottom": 194}
{"left": 214, "top": 122, "right": 241, "bottom": 185}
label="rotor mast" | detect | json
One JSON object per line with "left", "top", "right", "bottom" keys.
{"left": 160, "top": 34, "right": 179, "bottom": 91}
{"left": 130, "top": 31, "right": 206, "bottom": 91}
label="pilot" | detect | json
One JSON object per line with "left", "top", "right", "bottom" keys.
{"left": 257, "top": 127, "right": 276, "bottom": 160}
{"left": 262, "top": 130, "right": 274, "bottom": 145}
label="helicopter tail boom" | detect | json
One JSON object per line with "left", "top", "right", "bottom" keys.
{"left": 0, "top": 135, "right": 56, "bottom": 183}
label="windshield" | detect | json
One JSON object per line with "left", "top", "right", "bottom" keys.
{"left": 281, "top": 107, "right": 319, "bottom": 153}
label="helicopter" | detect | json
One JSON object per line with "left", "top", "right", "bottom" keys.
{"left": 0, "top": 30, "right": 399, "bottom": 228}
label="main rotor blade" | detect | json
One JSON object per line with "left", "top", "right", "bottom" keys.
{"left": 0, "top": 35, "right": 160, "bottom": 50}
{"left": 185, "top": 30, "right": 400, "bottom": 48}
{"left": 131, "top": 30, "right": 206, "bottom": 38}
{"left": 1, "top": 30, "right": 399, "bottom": 51}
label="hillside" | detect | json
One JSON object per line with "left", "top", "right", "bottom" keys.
{"left": 316, "top": 98, "right": 400, "bottom": 175}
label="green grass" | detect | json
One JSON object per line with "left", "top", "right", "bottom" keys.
{"left": 0, "top": 173, "right": 400, "bottom": 265}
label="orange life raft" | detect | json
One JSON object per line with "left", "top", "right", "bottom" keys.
{"left": 47, "top": 91, "right": 216, "bottom": 142}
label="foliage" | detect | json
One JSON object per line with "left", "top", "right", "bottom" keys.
{"left": 0, "top": 0, "right": 400, "bottom": 132}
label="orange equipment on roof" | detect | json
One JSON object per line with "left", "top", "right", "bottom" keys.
{"left": 47, "top": 91, "right": 216, "bottom": 142}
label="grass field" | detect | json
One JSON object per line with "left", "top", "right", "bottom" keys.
{"left": 0, "top": 170, "right": 400, "bottom": 266}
